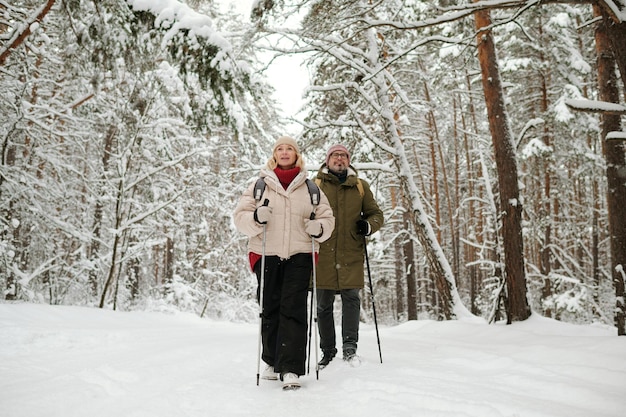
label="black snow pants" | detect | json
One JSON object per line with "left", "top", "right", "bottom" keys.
{"left": 255, "top": 252, "right": 312, "bottom": 376}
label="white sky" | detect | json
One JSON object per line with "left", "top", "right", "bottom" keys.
{"left": 221, "top": 0, "right": 309, "bottom": 134}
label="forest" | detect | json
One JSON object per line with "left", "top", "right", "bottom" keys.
{"left": 1, "top": 0, "right": 625, "bottom": 335}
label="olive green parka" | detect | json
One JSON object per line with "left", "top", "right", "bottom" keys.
{"left": 315, "top": 165, "right": 384, "bottom": 290}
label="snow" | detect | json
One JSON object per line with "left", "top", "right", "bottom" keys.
{"left": 127, "top": 0, "right": 231, "bottom": 51}
{"left": 607, "top": 131, "right": 626, "bottom": 140}
{"left": 1, "top": 303, "right": 624, "bottom": 417}
{"left": 521, "top": 138, "right": 552, "bottom": 159}
{"left": 565, "top": 99, "right": 626, "bottom": 114}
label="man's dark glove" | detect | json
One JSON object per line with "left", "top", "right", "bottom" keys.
{"left": 356, "top": 219, "right": 370, "bottom": 236}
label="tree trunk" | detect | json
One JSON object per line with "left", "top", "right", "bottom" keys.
{"left": 2, "top": 133, "right": 17, "bottom": 299}
{"left": 474, "top": 7, "right": 530, "bottom": 323}
{"left": 461, "top": 76, "right": 482, "bottom": 315}
{"left": 403, "top": 209, "right": 418, "bottom": 320}
{"left": 164, "top": 236, "right": 174, "bottom": 285}
{"left": 597, "top": 4, "right": 626, "bottom": 94}
{"left": 89, "top": 125, "right": 116, "bottom": 297}
{"left": 538, "top": 20, "right": 554, "bottom": 317}
{"left": 390, "top": 185, "right": 406, "bottom": 319}
{"left": 594, "top": 8, "right": 626, "bottom": 335}
{"left": 0, "top": 0, "right": 56, "bottom": 66}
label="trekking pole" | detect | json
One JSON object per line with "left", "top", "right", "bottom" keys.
{"left": 363, "top": 235, "right": 382, "bottom": 363}
{"left": 310, "top": 212, "right": 320, "bottom": 379}
{"left": 307, "top": 283, "right": 314, "bottom": 374}
{"left": 256, "top": 199, "right": 269, "bottom": 386}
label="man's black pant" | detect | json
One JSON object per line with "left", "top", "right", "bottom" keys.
{"left": 316, "top": 288, "right": 360, "bottom": 355}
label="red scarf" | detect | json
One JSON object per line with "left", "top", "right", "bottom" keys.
{"left": 274, "top": 167, "right": 300, "bottom": 190}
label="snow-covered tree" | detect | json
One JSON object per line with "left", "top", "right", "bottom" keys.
{"left": 0, "top": 0, "right": 280, "bottom": 319}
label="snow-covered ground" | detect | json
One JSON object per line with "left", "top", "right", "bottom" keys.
{"left": 1, "top": 303, "right": 624, "bottom": 417}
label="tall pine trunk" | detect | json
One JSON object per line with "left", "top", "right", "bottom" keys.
{"left": 474, "top": 7, "right": 530, "bottom": 323}
{"left": 594, "top": 8, "right": 626, "bottom": 335}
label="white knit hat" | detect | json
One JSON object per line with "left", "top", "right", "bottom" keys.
{"left": 273, "top": 136, "right": 300, "bottom": 154}
{"left": 267, "top": 136, "right": 305, "bottom": 169}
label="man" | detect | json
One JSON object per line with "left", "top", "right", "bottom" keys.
{"left": 315, "top": 144, "right": 384, "bottom": 367}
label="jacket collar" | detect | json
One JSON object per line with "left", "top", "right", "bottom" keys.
{"left": 319, "top": 165, "right": 359, "bottom": 187}
{"left": 320, "top": 165, "right": 357, "bottom": 178}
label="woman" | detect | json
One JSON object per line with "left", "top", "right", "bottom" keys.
{"left": 233, "top": 136, "right": 335, "bottom": 390}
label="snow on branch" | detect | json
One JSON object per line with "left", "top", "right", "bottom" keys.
{"left": 565, "top": 98, "right": 626, "bottom": 140}
{"left": 441, "top": 1, "right": 625, "bottom": 23}
{"left": 600, "top": 0, "right": 626, "bottom": 22}
{"left": 126, "top": 0, "right": 232, "bottom": 52}
{"left": 565, "top": 98, "right": 626, "bottom": 115}
{"left": 362, "top": 0, "right": 541, "bottom": 31}
{"left": 362, "top": 0, "right": 624, "bottom": 31}
{"left": 607, "top": 131, "right": 626, "bottom": 141}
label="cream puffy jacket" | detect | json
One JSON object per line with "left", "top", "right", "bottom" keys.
{"left": 233, "top": 168, "right": 335, "bottom": 259}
